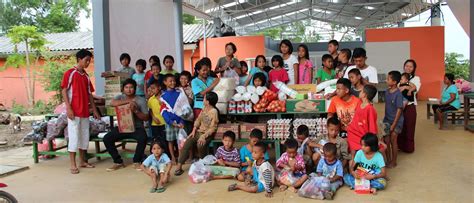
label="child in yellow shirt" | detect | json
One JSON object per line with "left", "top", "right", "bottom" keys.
{"left": 147, "top": 81, "right": 168, "bottom": 157}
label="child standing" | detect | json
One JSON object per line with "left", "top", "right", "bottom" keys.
{"left": 147, "top": 63, "right": 164, "bottom": 93}
{"left": 191, "top": 60, "right": 220, "bottom": 119}
{"left": 61, "top": 49, "right": 100, "bottom": 174}
{"left": 210, "top": 131, "right": 241, "bottom": 180}
{"left": 239, "top": 61, "right": 249, "bottom": 86}
{"left": 179, "top": 70, "right": 194, "bottom": 135}
{"left": 147, "top": 81, "right": 168, "bottom": 156}
{"left": 268, "top": 55, "right": 289, "bottom": 93}
{"left": 316, "top": 143, "right": 344, "bottom": 200}
{"left": 280, "top": 39, "right": 299, "bottom": 85}
{"left": 244, "top": 55, "right": 268, "bottom": 87}
{"left": 347, "top": 85, "right": 378, "bottom": 157}
{"left": 344, "top": 133, "right": 387, "bottom": 194}
{"left": 399, "top": 73, "right": 416, "bottom": 107}
{"left": 297, "top": 44, "right": 314, "bottom": 84}
{"left": 117, "top": 53, "right": 135, "bottom": 77}
{"left": 276, "top": 138, "right": 308, "bottom": 192}
{"left": 132, "top": 59, "right": 146, "bottom": 97}
{"left": 383, "top": 71, "right": 404, "bottom": 168}
{"left": 327, "top": 78, "right": 361, "bottom": 133}
{"left": 315, "top": 54, "right": 336, "bottom": 84}
{"left": 237, "top": 129, "right": 270, "bottom": 182}
{"left": 228, "top": 142, "right": 275, "bottom": 198}
{"left": 161, "top": 55, "right": 179, "bottom": 78}
{"left": 335, "top": 48, "right": 352, "bottom": 79}
{"left": 160, "top": 74, "right": 185, "bottom": 164}
{"left": 141, "top": 142, "right": 172, "bottom": 193}
{"left": 348, "top": 68, "right": 365, "bottom": 98}
{"left": 144, "top": 56, "right": 160, "bottom": 96}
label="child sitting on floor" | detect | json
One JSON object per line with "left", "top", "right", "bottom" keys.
{"left": 141, "top": 141, "right": 172, "bottom": 193}
{"left": 295, "top": 125, "right": 314, "bottom": 173}
{"left": 276, "top": 138, "right": 308, "bottom": 192}
{"left": 237, "top": 129, "right": 269, "bottom": 182}
{"left": 316, "top": 143, "right": 344, "bottom": 200}
{"left": 228, "top": 142, "right": 275, "bottom": 198}
{"left": 344, "top": 133, "right": 387, "bottom": 195}
{"left": 210, "top": 131, "right": 241, "bottom": 180}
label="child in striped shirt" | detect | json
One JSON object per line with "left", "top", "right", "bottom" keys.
{"left": 210, "top": 131, "right": 241, "bottom": 180}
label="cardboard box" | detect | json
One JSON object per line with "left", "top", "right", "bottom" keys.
{"left": 286, "top": 99, "right": 325, "bottom": 113}
{"left": 115, "top": 104, "right": 135, "bottom": 133}
{"left": 214, "top": 123, "right": 240, "bottom": 139}
{"left": 240, "top": 123, "right": 267, "bottom": 139}
{"left": 288, "top": 84, "right": 317, "bottom": 94}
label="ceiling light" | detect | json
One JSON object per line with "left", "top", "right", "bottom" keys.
{"left": 364, "top": 6, "right": 375, "bottom": 10}
{"left": 313, "top": 8, "right": 332, "bottom": 14}
{"left": 401, "top": 13, "right": 412, "bottom": 17}
{"left": 206, "top": 0, "right": 247, "bottom": 13}
{"left": 354, "top": 16, "right": 363, "bottom": 20}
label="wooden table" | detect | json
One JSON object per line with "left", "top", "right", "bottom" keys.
{"left": 463, "top": 93, "right": 474, "bottom": 132}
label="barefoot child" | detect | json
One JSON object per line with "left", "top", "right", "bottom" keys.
{"left": 228, "top": 142, "right": 275, "bottom": 198}
{"left": 237, "top": 129, "right": 269, "bottom": 182}
{"left": 383, "top": 71, "right": 404, "bottom": 168}
{"left": 344, "top": 133, "right": 387, "bottom": 194}
{"left": 316, "top": 143, "right": 344, "bottom": 200}
{"left": 210, "top": 131, "right": 241, "bottom": 180}
{"left": 276, "top": 138, "right": 308, "bottom": 192}
{"left": 141, "top": 142, "right": 172, "bottom": 193}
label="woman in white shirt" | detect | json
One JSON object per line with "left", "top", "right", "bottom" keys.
{"left": 398, "top": 59, "right": 421, "bottom": 153}
{"left": 279, "top": 39, "right": 299, "bottom": 85}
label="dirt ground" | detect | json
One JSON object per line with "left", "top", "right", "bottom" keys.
{"left": 0, "top": 120, "right": 33, "bottom": 152}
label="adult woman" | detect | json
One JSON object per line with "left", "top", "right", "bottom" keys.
{"left": 215, "top": 42, "right": 241, "bottom": 84}
{"left": 432, "top": 73, "right": 460, "bottom": 130}
{"left": 398, "top": 59, "right": 421, "bottom": 153}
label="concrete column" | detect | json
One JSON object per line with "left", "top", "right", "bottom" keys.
{"left": 174, "top": 0, "right": 184, "bottom": 72}
{"left": 470, "top": 1, "right": 473, "bottom": 81}
{"left": 431, "top": 4, "right": 442, "bottom": 26}
{"left": 92, "top": 0, "right": 110, "bottom": 95}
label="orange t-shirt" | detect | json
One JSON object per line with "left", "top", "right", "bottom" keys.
{"left": 328, "top": 95, "right": 361, "bottom": 128}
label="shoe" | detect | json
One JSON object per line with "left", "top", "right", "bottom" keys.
{"left": 106, "top": 163, "right": 125, "bottom": 172}
{"left": 133, "top": 163, "right": 142, "bottom": 171}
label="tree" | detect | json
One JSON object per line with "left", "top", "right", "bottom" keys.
{"left": 4, "top": 25, "right": 47, "bottom": 107}
{"left": 40, "top": 55, "right": 75, "bottom": 103}
{"left": 183, "top": 14, "right": 197, "bottom": 24}
{"left": 0, "top": 0, "right": 90, "bottom": 34}
{"left": 445, "top": 53, "right": 470, "bottom": 80}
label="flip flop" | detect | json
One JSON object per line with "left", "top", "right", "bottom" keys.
{"left": 80, "top": 163, "right": 95, "bottom": 168}
{"left": 156, "top": 187, "right": 166, "bottom": 193}
{"left": 227, "top": 183, "right": 237, "bottom": 192}
{"left": 149, "top": 188, "right": 157, "bottom": 193}
{"left": 174, "top": 169, "right": 184, "bottom": 176}
{"left": 70, "top": 168, "right": 80, "bottom": 174}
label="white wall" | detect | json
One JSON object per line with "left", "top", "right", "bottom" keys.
{"left": 366, "top": 41, "right": 410, "bottom": 75}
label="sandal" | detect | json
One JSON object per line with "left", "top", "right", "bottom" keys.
{"left": 149, "top": 188, "right": 157, "bottom": 193}
{"left": 156, "top": 187, "right": 166, "bottom": 193}
{"left": 80, "top": 163, "right": 95, "bottom": 168}
{"left": 70, "top": 168, "right": 80, "bottom": 174}
{"left": 227, "top": 183, "right": 238, "bottom": 192}
{"left": 174, "top": 169, "right": 184, "bottom": 176}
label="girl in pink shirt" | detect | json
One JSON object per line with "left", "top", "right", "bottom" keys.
{"left": 297, "top": 44, "right": 314, "bottom": 84}
{"left": 269, "top": 55, "right": 289, "bottom": 93}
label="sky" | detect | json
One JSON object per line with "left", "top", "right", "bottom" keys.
{"left": 78, "top": 4, "right": 470, "bottom": 59}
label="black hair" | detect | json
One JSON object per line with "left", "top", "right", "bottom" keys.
{"left": 76, "top": 49, "right": 93, "bottom": 61}
{"left": 195, "top": 59, "right": 210, "bottom": 73}
{"left": 149, "top": 80, "right": 161, "bottom": 89}
{"left": 323, "top": 143, "right": 337, "bottom": 156}
{"left": 271, "top": 55, "right": 284, "bottom": 68}
{"left": 254, "top": 141, "right": 267, "bottom": 153}
{"left": 340, "top": 48, "right": 352, "bottom": 61}
{"left": 298, "top": 44, "right": 310, "bottom": 60}
{"left": 121, "top": 78, "right": 137, "bottom": 94}
{"left": 225, "top": 42, "right": 237, "bottom": 54}
{"left": 223, "top": 131, "right": 236, "bottom": 141}
{"left": 296, "top": 125, "right": 309, "bottom": 138}
{"left": 352, "top": 47, "right": 367, "bottom": 58}
{"left": 401, "top": 73, "right": 411, "bottom": 81}
{"left": 249, "top": 129, "right": 263, "bottom": 140}
{"left": 279, "top": 39, "right": 293, "bottom": 54}
{"left": 388, "top": 70, "right": 401, "bottom": 84}
{"left": 119, "top": 53, "right": 131, "bottom": 62}
{"left": 327, "top": 116, "right": 341, "bottom": 127}
{"left": 179, "top": 70, "right": 192, "bottom": 82}
{"left": 151, "top": 63, "right": 161, "bottom": 71}
{"left": 363, "top": 85, "right": 378, "bottom": 102}
{"left": 348, "top": 68, "right": 361, "bottom": 76}
{"left": 328, "top": 39, "right": 339, "bottom": 48}
{"left": 200, "top": 57, "right": 212, "bottom": 67}
{"left": 404, "top": 59, "right": 417, "bottom": 79}
{"left": 240, "top": 61, "right": 248, "bottom": 68}
{"left": 255, "top": 55, "right": 267, "bottom": 67}
{"left": 337, "top": 78, "right": 351, "bottom": 90}
{"left": 151, "top": 141, "right": 166, "bottom": 151}
{"left": 252, "top": 72, "right": 267, "bottom": 86}
{"left": 163, "top": 55, "right": 175, "bottom": 64}
{"left": 149, "top": 55, "right": 160, "bottom": 65}
{"left": 322, "top": 54, "right": 333, "bottom": 64}
{"left": 206, "top": 91, "right": 218, "bottom": 108}
{"left": 445, "top": 73, "right": 455, "bottom": 84}
{"left": 163, "top": 73, "right": 176, "bottom": 82}
{"left": 361, "top": 133, "right": 379, "bottom": 152}
{"left": 284, "top": 138, "right": 298, "bottom": 150}
{"left": 135, "top": 59, "right": 147, "bottom": 69}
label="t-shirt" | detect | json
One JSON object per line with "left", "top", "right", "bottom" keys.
{"left": 144, "top": 70, "right": 154, "bottom": 95}
{"left": 383, "top": 89, "right": 404, "bottom": 129}
{"left": 276, "top": 152, "right": 306, "bottom": 174}
{"left": 160, "top": 69, "right": 179, "bottom": 75}
{"left": 315, "top": 68, "right": 336, "bottom": 83}
{"left": 316, "top": 159, "right": 343, "bottom": 178}
{"left": 408, "top": 76, "right": 421, "bottom": 105}
{"left": 268, "top": 68, "right": 289, "bottom": 93}
{"left": 347, "top": 103, "right": 378, "bottom": 151}
{"left": 160, "top": 89, "right": 184, "bottom": 126}
{"left": 312, "top": 136, "right": 351, "bottom": 161}
{"left": 194, "top": 108, "right": 219, "bottom": 139}
{"left": 114, "top": 94, "right": 148, "bottom": 129}
{"left": 327, "top": 95, "right": 361, "bottom": 129}
{"left": 335, "top": 63, "right": 351, "bottom": 79}
{"left": 253, "top": 160, "right": 275, "bottom": 193}
{"left": 215, "top": 146, "right": 241, "bottom": 164}
{"left": 191, "top": 77, "right": 216, "bottom": 109}
{"left": 61, "top": 67, "right": 95, "bottom": 118}
{"left": 142, "top": 153, "right": 171, "bottom": 168}
{"left": 147, "top": 95, "right": 166, "bottom": 126}
{"left": 240, "top": 144, "right": 270, "bottom": 171}
{"left": 117, "top": 66, "right": 135, "bottom": 78}
{"left": 298, "top": 60, "right": 314, "bottom": 84}
{"left": 147, "top": 75, "right": 164, "bottom": 88}
{"left": 283, "top": 54, "right": 298, "bottom": 85}
{"left": 132, "top": 72, "right": 146, "bottom": 96}
{"left": 239, "top": 76, "right": 247, "bottom": 86}
{"left": 350, "top": 86, "right": 362, "bottom": 98}
{"left": 354, "top": 150, "right": 385, "bottom": 175}
{"left": 248, "top": 67, "right": 268, "bottom": 86}
{"left": 216, "top": 57, "right": 241, "bottom": 72}
{"left": 442, "top": 84, "right": 460, "bottom": 109}
{"left": 344, "top": 65, "right": 379, "bottom": 84}
{"left": 400, "top": 83, "right": 414, "bottom": 102}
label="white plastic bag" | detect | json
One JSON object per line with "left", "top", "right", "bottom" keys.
{"left": 201, "top": 155, "right": 217, "bottom": 165}
{"left": 174, "top": 88, "right": 194, "bottom": 121}
{"left": 223, "top": 69, "right": 240, "bottom": 86}
{"left": 298, "top": 175, "right": 331, "bottom": 199}
{"left": 177, "top": 129, "right": 187, "bottom": 150}
{"left": 188, "top": 160, "right": 212, "bottom": 184}
{"left": 274, "top": 81, "right": 297, "bottom": 98}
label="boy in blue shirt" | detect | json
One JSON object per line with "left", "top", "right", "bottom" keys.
{"left": 237, "top": 129, "right": 269, "bottom": 182}
{"left": 141, "top": 142, "right": 172, "bottom": 193}
{"left": 383, "top": 71, "right": 404, "bottom": 168}
{"left": 317, "top": 143, "right": 343, "bottom": 200}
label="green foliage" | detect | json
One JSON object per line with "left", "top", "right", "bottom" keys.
{"left": 183, "top": 14, "right": 197, "bottom": 24}
{"left": 445, "top": 53, "right": 470, "bottom": 80}
{"left": 0, "top": 0, "right": 90, "bottom": 34}
{"left": 30, "top": 100, "right": 55, "bottom": 115}
{"left": 11, "top": 100, "right": 26, "bottom": 115}
{"left": 40, "top": 55, "right": 75, "bottom": 103}
{"left": 255, "top": 21, "right": 320, "bottom": 43}
{"left": 6, "top": 25, "right": 47, "bottom": 50}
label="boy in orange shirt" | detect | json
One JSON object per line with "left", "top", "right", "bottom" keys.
{"left": 327, "top": 78, "right": 361, "bottom": 138}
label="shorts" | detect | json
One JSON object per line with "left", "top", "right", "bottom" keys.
{"left": 252, "top": 167, "right": 265, "bottom": 193}
{"left": 67, "top": 117, "right": 90, "bottom": 152}
{"left": 382, "top": 122, "right": 402, "bottom": 136}
{"left": 165, "top": 124, "right": 179, "bottom": 141}
{"left": 433, "top": 104, "right": 458, "bottom": 113}
{"left": 150, "top": 164, "right": 166, "bottom": 175}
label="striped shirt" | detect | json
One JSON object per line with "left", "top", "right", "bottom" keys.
{"left": 215, "top": 146, "right": 240, "bottom": 164}
{"left": 276, "top": 152, "right": 306, "bottom": 174}
{"left": 254, "top": 160, "right": 275, "bottom": 193}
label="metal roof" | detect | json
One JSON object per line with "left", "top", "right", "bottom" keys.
{"left": 183, "top": 23, "right": 215, "bottom": 43}
{"left": 183, "top": 0, "right": 440, "bottom": 35}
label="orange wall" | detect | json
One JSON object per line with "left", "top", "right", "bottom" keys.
{"left": 183, "top": 49, "right": 200, "bottom": 74}
{"left": 366, "top": 26, "right": 445, "bottom": 100}
{"left": 0, "top": 58, "right": 95, "bottom": 108}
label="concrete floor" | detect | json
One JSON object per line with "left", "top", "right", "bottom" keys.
{"left": 2, "top": 101, "right": 474, "bottom": 203}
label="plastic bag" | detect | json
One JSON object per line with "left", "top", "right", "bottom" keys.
{"left": 188, "top": 160, "right": 212, "bottom": 184}
{"left": 89, "top": 117, "right": 107, "bottom": 137}
{"left": 277, "top": 169, "right": 298, "bottom": 186}
{"left": 274, "top": 81, "right": 297, "bottom": 98}
{"left": 298, "top": 175, "right": 331, "bottom": 200}
{"left": 177, "top": 129, "right": 187, "bottom": 150}
{"left": 201, "top": 155, "right": 217, "bottom": 165}
{"left": 22, "top": 121, "right": 47, "bottom": 142}
{"left": 174, "top": 88, "right": 194, "bottom": 121}
{"left": 223, "top": 69, "right": 240, "bottom": 86}
{"left": 38, "top": 140, "right": 57, "bottom": 159}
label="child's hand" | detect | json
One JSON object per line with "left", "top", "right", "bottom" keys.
{"left": 247, "top": 160, "right": 252, "bottom": 167}
{"left": 265, "top": 192, "right": 273, "bottom": 198}
{"left": 197, "top": 138, "right": 206, "bottom": 147}
{"left": 188, "top": 132, "right": 195, "bottom": 138}
{"left": 153, "top": 117, "right": 161, "bottom": 125}
{"left": 364, "top": 174, "right": 375, "bottom": 180}
{"left": 217, "top": 159, "right": 225, "bottom": 166}
{"left": 352, "top": 171, "right": 361, "bottom": 179}
{"left": 66, "top": 107, "right": 74, "bottom": 120}
{"left": 389, "top": 124, "right": 395, "bottom": 134}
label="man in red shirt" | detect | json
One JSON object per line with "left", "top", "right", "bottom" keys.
{"left": 61, "top": 49, "right": 100, "bottom": 174}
